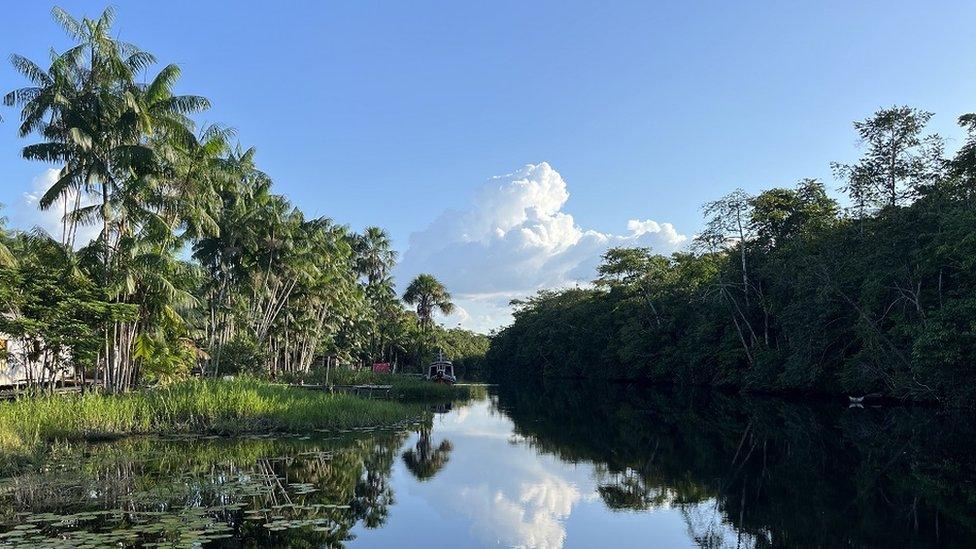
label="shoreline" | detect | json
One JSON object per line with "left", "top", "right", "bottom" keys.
{"left": 492, "top": 374, "right": 952, "bottom": 408}
{"left": 0, "top": 377, "right": 478, "bottom": 473}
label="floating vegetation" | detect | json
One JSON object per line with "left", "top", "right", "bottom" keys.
{"left": 0, "top": 429, "right": 411, "bottom": 547}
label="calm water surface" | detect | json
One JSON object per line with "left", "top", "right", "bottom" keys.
{"left": 1, "top": 383, "right": 973, "bottom": 547}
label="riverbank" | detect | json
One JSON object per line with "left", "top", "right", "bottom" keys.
{"left": 280, "top": 369, "right": 486, "bottom": 401}
{"left": 0, "top": 377, "right": 467, "bottom": 471}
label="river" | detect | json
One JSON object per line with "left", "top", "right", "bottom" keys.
{"left": 1, "top": 382, "right": 972, "bottom": 547}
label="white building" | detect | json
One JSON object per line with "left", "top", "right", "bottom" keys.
{"left": 0, "top": 334, "right": 68, "bottom": 387}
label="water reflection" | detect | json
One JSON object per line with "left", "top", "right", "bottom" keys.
{"left": 1, "top": 385, "right": 974, "bottom": 547}
{"left": 493, "top": 381, "right": 976, "bottom": 548}
{"left": 402, "top": 425, "right": 453, "bottom": 481}
{"left": 364, "top": 400, "right": 588, "bottom": 548}
{"left": 0, "top": 432, "right": 410, "bottom": 547}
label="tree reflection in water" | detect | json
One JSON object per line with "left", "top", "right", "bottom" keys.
{"left": 0, "top": 432, "right": 409, "bottom": 547}
{"left": 493, "top": 381, "right": 976, "bottom": 548}
{"left": 402, "top": 424, "right": 454, "bottom": 481}
{"left": 3, "top": 385, "right": 975, "bottom": 547}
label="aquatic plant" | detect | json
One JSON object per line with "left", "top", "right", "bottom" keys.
{"left": 0, "top": 431, "right": 410, "bottom": 546}
{"left": 0, "top": 378, "right": 424, "bottom": 462}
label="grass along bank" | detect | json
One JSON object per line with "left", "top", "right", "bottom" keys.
{"left": 281, "top": 369, "right": 486, "bottom": 401}
{"left": 0, "top": 378, "right": 431, "bottom": 468}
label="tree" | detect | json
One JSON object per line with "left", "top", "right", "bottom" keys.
{"left": 832, "top": 106, "right": 944, "bottom": 214}
{"left": 0, "top": 232, "right": 136, "bottom": 390}
{"left": 596, "top": 247, "right": 656, "bottom": 288}
{"left": 949, "top": 113, "right": 976, "bottom": 198}
{"left": 596, "top": 247, "right": 672, "bottom": 329}
{"left": 697, "top": 189, "right": 754, "bottom": 302}
{"left": 403, "top": 274, "right": 454, "bottom": 329}
{"left": 354, "top": 227, "right": 399, "bottom": 364}
{"left": 749, "top": 179, "right": 839, "bottom": 247}
{"left": 6, "top": 7, "right": 210, "bottom": 391}
{"left": 354, "top": 227, "right": 397, "bottom": 286}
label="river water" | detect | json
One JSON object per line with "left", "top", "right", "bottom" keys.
{"left": 1, "top": 383, "right": 972, "bottom": 547}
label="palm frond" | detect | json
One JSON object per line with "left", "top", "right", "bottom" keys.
{"left": 8, "top": 54, "right": 53, "bottom": 87}
{"left": 50, "top": 7, "right": 86, "bottom": 42}
{"left": 23, "top": 141, "right": 72, "bottom": 163}
{"left": 126, "top": 50, "right": 157, "bottom": 74}
{"left": 39, "top": 165, "right": 85, "bottom": 210}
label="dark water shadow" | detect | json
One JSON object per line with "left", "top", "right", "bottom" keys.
{"left": 492, "top": 380, "right": 976, "bottom": 548}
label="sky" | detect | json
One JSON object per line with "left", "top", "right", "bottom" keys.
{"left": 1, "top": 1, "right": 975, "bottom": 332}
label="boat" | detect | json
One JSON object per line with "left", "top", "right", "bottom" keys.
{"left": 848, "top": 392, "right": 882, "bottom": 407}
{"left": 426, "top": 352, "right": 456, "bottom": 384}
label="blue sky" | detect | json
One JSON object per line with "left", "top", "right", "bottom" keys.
{"left": 2, "top": 1, "right": 975, "bottom": 330}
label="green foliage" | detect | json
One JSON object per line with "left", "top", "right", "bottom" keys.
{"left": 1, "top": 7, "right": 481, "bottom": 392}
{"left": 486, "top": 114, "right": 976, "bottom": 406}
{"left": 0, "top": 232, "right": 135, "bottom": 378}
{"left": 832, "top": 106, "right": 943, "bottom": 212}
{"left": 403, "top": 274, "right": 454, "bottom": 329}
{"left": 434, "top": 328, "right": 490, "bottom": 379}
{"left": 213, "top": 336, "right": 268, "bottom": 376}
{"left": 0, "top": 378, "right": 423, "bottom": 457}
{"left": 132, "top": 331, "right": 196, "bottom": 383}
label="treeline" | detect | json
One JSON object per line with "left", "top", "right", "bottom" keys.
{"left": 0, "top": 7, "right": 487, "bottom": 390}
{"left": 486, "top": 106, "right": 976, "bottom": 405}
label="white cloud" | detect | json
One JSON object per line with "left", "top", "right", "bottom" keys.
{"left": 410, "top": 399, "right": 587, "bottom": 548}
{"left": 397, "top": 162, "right": 687, "bottom": 332}
{"left": 10, "top": 169, "right": 99, "bottom": 248}
{"left": 456, "top": 473, "right": 582, "bottom": 549}
{"left": 390, "top": 394, "right": 743, "bottom": 548}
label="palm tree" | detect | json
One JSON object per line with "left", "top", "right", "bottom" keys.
{"left": 353, "top": 227, "right": 398, "bottom": 364}
{"left": 0, "top": 206, "right": 16, "bottom": 268}
{"left": 354, "top": 227, "right": 397, "bottom": 285}
{"left": 402, "top": 274, "right": 454, "bottom": 329}
{"left": 402, "top": 426, "right": 453, "bottom": 481}
{"left": 5, "top": 48, "right": 84, "bottom": 245}
{"left": 5, "top": 7, "right": 209, "bottom": 391}
{"left": 8, "top": 8, "right": 154, "bottom": 250}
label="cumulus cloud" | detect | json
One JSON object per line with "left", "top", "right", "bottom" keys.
{"left": 401, "top": 393, "right": 746, "bottom": 548}
{"left": 456, "top": 473, "right": 582, "bottom": 549}
{"left": 9, "top": 169, "right": 99, "bottom": 247}
{"left": 397, "top": 162, "right": 687, "bottom": 332}
{"left": 413, "top": 400, "right": 586, "bottom": 548}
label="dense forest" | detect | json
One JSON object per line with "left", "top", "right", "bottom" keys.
{"left": 0, "top": 7, "right": 487, "bottom": 391}
{"left": 486, "top": 106, "right": 976, "bottom": 405}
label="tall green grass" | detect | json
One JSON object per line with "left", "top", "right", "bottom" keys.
{"left": 0, "top": 378, "right": 423, "bottom": 463}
